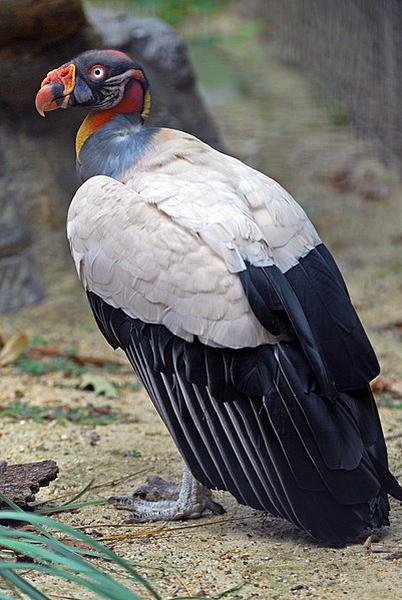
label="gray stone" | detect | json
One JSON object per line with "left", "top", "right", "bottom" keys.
{"left": 0, "top": 196, "right": 43, "bottom": 313}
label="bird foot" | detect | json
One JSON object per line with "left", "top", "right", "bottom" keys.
{"left": 108, "top": 468, "right": 225, "bottom": 522}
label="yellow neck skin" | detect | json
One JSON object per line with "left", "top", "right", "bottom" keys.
{"left": 76, "top": 112, "right": 111, "bottom": 157}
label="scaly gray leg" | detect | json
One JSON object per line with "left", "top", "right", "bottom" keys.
{"left": 109, "top": 465, "right": 225, "bottom": 522}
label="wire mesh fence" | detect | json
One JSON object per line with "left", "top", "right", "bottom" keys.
{"left": 259, "top": 0, "right": 402, "bottom": 170}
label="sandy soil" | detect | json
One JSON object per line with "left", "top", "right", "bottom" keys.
{"left": 0, "top": 20, "right": 401, "bottom": 600}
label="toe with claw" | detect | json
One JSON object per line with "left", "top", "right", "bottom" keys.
{"left": 109, "top": 466, "right": 225, "bottom": 522}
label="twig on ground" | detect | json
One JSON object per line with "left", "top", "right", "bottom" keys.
{"left": 99, "top": 513, "right": 260, "bottom": 542}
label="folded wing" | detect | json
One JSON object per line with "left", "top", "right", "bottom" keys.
{"left": 67, "top": 174, "right": 278, "bottom": 349}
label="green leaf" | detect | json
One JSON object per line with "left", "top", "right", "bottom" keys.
{"left": 0, "top": 401, "right": 120, "bottom": 425}
{"left": 0, "top": 511, "right": 161, "bottom": 599}
{"left": 0, "top": 571, "right": 49, "bottom": 600}
{"left": 30, "top": 335, "right": 49, "bottom": 347}
{"left": 124, "top": 449, "right": 142, "bottom": 458}
{"left": 0, "top": 563, "right": 141, "bottom": 600}
{"left": 37, "top": 498, "right": 107, "bottom": 516}
{"left": 58, "top": 478, "right": 95, "bottom": 506}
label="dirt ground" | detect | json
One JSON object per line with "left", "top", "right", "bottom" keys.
{"left": 0, "top": 20, "right": 401, "bottom": 600}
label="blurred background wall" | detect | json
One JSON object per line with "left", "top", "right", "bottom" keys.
{"left": 1, "top": 0, "right": 401, "bottom": 314}
{"left": 252, "top": 0, "right": 402, "bottom": 167}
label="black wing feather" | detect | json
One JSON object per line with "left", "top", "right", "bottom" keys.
{"left": 87, "top": 286, "right": 402, "bottom": 545}
{"left": 241, "top": 243, "right": 380, "bottom": 398}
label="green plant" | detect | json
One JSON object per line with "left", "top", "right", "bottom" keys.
{"left": 376, "top": 393, "right": 402, "bottom": 409}
{"left": 0, "top": 401, "right": 121, "bottom": 425}
{"left": 15, "top": 356, "right": 84, "bottom": 377}
{"left": 0, "top": 496, "right": 160, "bottom": 600}
{"left": 87, "top": 0, "right": 223, "bottom": 29}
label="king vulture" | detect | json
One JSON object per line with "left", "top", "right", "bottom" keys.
{"left": 35, "top": 50, "right": 402, "bottom": 545}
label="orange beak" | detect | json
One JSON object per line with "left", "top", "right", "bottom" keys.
{"left": 35, "top": 63, "right": 76, "bottom": 117}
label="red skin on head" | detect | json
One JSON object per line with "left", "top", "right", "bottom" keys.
{"left": 75, "top": 78, "right": 145, "bottom": 156}
{"left": 102, "top": 49, "right": 132, "bottom": 60}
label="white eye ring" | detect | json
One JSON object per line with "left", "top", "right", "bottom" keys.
{"left": 89, "top": 65, "right": 106, "bottom": 80}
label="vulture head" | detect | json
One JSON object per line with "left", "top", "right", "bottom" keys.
{"left": 35, "top": 49, "right": 151, "bottom": 119}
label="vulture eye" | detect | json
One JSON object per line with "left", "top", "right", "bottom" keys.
{"left": 88, "top": 65, "right": 107, "bottom": 81}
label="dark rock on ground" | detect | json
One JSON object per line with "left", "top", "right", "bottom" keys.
{"left": 0, "top": 459, "right": 59, "bottom": 507}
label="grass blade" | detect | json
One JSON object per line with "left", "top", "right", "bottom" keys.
{"left": 57, "top": 479, "right": 95, "bottom": 507}
{"left": 37, "top": 498, "right": 107, "bottom": 516}
{"left": 0, "top": 571, "right": 49, "bottom": 600}
{"left": 0, "top": 563, "right": 141, "bottom": 600}
{"left": 0, "top": 510, "right": 161, "bottom": 600}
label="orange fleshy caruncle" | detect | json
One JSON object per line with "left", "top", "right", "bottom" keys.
{"left": 35, "top": 63, "right": 76, "bottom": 116}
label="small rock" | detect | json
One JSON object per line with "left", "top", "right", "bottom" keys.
{"left": 89, "top": 431, "right": 100, "bottom": 446}
{"left": 290, "top": 584, "right": 305, "bottom": 592}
